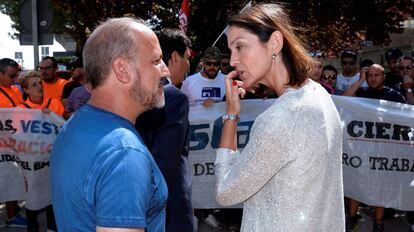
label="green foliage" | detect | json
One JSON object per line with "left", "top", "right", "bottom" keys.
{"left": 0, "top": 0, "right": 25, "bottom": 39}
{"left": 1, "top": 0, "right": 413, "bottom": 57}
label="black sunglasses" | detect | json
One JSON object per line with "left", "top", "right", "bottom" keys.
{"left": 398, "top": 65, "right": 413, "bottom": 71}
{"left": 205, "top": 61, "right": 220, "bottom": 67}
{"left": 322, "top": 74, "right": 337, "bottom": 80}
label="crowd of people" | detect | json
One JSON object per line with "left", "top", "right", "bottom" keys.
{"left": 0, "top": 2, "right": 414, "bottom": 232}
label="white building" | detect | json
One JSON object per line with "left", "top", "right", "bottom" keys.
{"left": 0, "top": 12, "right": 67, "bottom": 70}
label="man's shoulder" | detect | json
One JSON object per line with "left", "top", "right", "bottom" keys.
{"left": 383, "top": 86, "right": 405, "bottom": 101}
{"left": 57, "top": 77, "right": 69, "bottom": 84}
{"left": 216, "top": 72, "right": 226, "bottom": 79}
{"left": 165, "top": 85, "right": 187, "bottom": 98}
{"left": 164, "top": 86, "right": 189, "bottom": 111}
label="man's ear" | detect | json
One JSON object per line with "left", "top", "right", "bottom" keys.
{"left": 112, "top": 57, "right": 131, "bottom": 83}
{"left": 171, "top": 51, "right": 181, "bottom": 65}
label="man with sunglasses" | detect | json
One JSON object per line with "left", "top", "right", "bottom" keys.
{"left": 62, "top": 56, "right": 91, "bottom": 119}
{"left": 320, "top": 65, "right": 338, "bottom": 94}
{"left": 61, "top": 56, "right": 85, "bottom": 101}
{"left": 335, "top": 50, "right": 368, "bottom": 95}
{"left": 181, "top": 46, "right": 226, "bottom": 107}
{"left": 38, "top": 56, "right": 68, "bottom": 101}
{"left": 0, "top": 58, "right": 22, "bottom": 108}
{"left": 0, "top": 58, "right": 27, "bottom": 228}
{"left": 398, "top": 55, "right": 414, "bottom": 105}
{"left": 220, "top": 53, "right": 232, "bottom": 75}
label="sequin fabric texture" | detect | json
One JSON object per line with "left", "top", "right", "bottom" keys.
{"left": 215, "top": 80, "right": 345, "bottom": 232}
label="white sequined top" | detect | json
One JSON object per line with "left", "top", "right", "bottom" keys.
{"left": 215, "top": 80, "right": 345, "bottom": 232}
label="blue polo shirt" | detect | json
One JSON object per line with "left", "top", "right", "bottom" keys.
{"left": 50, "top": 104, "right": 167, "bottom": 231}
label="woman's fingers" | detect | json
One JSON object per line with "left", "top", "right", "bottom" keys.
{"left": 225, "top": 70, "right": 240, "bottom": 96}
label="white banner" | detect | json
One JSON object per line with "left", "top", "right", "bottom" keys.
{"left": 334, "top": 96, "right": 414, "bottom": 211}
{"left": 0, "top": 108, "right": 65, "bottom": 210}
{"left": 188, "top": 97, "right": 414, "bottom": 210}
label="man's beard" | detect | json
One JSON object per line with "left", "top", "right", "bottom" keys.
{"left": 204, "top": 69, "right": 219, "bottom": 79}
{"left": 42, "top": 75, "right": 55, "bottom": 83}
{"left": 130, "top": 69, "right": 165, "bottom": 111}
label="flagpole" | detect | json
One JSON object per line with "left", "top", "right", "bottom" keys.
{"left": 212, "top": 1, "right": 252, "bottom": 47}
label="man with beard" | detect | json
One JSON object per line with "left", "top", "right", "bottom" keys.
{"left": 335, "top": 50, "right": 368, "bottom": 95}
{"left": 136, "top": 28, "right": 194, "bottom": 232}
{"left": 398, "top": 55, "right": 414, "bottom": 105}
{"left": 61, "top": 56, "right": 85, "bottom": 101}
{"left": 62, "top": 56, "right": 91, "bottom": 119}
{"left": 343, "top": 64, "right": 405, "bottom": 232}
{"left": 50, "top": 18, "right": 170, "bottom": 232}
{"left": 38, "top": 56, "right": 68, "bottom": 100}
{"left": 181, "top": 46, "right": 226, "bottom": 107}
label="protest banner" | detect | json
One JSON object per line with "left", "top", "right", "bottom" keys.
{"left": 0, "top": 108, "right": 64, "bottom": 210}
{"left": 188, "top": 96, "right": 414, "bottom": 210}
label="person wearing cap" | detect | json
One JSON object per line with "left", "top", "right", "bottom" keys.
{"left": 220, "top": 52, "right": 233, "bottom": 75}
{"left": 335, "top": 50, "right": 368, "bottom": 95}
{"left": 61, "top": 56, "right": 86, "bottom": 101}
{"left": 181, "top": 46, "right": 226, "bottom": 107}
{"left": 61, "top": 56, "right": 89, "bottom": 119}
{"left": 384, "top": 48, "right": 403, "bottom": 93}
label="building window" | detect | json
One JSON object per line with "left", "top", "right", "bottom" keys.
{"left": 41, "top": 47, "right": 49, "bottom": 58}
{"left": 15, "top": 52, "right": 23, "bottom": 59}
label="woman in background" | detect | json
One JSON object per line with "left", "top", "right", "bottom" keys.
{"left": 18, "top": 71, "right": 64, "bottom": 116}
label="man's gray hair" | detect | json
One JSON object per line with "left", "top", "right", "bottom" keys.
{"left": 83, "top": 17, "right": 146, "bottom": 89}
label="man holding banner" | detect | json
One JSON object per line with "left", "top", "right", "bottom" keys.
{"left": 343, "top": 64, "right": 406, "bottom": 232}
{"left": 0, "top": 57, "right": 27, "bottom": 228}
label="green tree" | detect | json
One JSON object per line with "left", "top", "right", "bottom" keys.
{"left": 1, "top": 0, "right": 413, "bottom": 57}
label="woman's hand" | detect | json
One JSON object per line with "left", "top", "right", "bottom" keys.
{"left": 225, "top": 70, "right": 246, "bottom": 115}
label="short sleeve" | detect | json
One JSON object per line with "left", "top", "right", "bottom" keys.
{"left": 89, "top": 148, "right": 153, "bottom": 228}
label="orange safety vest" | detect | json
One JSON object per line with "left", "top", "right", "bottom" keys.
{"left": 43, "top": 77, "right": 69, "bottom": 100}
{"left": 18, "top": 98, "right": 64, "bottom": 116}
{"left": 0, "top": 86, "right": 23, "bottom": 107}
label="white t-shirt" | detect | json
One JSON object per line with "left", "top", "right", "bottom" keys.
{"left": 181, "top": 72, "right": 226, "bottom": 106}
{"left": 335, "top": 73, "right": 368, "bottom": 95}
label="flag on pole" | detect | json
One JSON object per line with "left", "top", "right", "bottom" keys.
{"left": 179, "top": 0, "right": 190, "bottom": 33}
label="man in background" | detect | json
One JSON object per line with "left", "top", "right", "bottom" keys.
{"left": 38, "top": 56, "right": 68, "bottom": 100}
{"left": 136, "top": 28, "right": 194, "bottom": 232}
{"left": 0, "top": 58, "right": 26, "bottom": 228}
{"left": 335, "top": 50, "right": 368, "bottom": 95}
{"left": 181, "top": 47, "right": 226, "bottom": 107}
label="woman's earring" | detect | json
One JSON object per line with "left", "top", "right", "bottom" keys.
{"left": 272, "top": 53, "right": 277, "bottom": 60}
